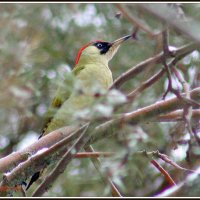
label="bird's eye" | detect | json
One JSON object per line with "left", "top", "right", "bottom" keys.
{"left": 97, "top": 43, "right": 103, "bottom": 48}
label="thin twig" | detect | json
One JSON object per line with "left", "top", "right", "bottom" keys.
{"left": 151, "top": 159, "right": 176, "bottom": 186}
{"left": 115, "top": 4, "right": 156, "bottom": 37}
{"left": 127, "top": 42, "right": 198, "bottom": 101}
{"left": 75, "top": 151, "right": 114, "bottom": 158}
{"left": 138, "top": 4, "right": 200, "bottom": 44}
{"left": 162, "top": 28, "right": 175, "bottom": 100}
{"left": 137, "top": 150, "right": 198, "bottom": 174}
{"left": 84, "top": 146, "right": 122, "bottom": 197}
{"left": 173, "top": 67, "right": 200, "bottom": 145}
{"left": 155, "top": 151, "right": 198, "bottom": 174}
{"left": 127, "top": 68, "right": 165, "bottom": 100}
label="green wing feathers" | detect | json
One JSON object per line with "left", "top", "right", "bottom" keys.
{"left": 39, "top": 96, "right": 63, "bottom": 138}
{"left": 40, "top": 65, "right": 85, "bottom": 137}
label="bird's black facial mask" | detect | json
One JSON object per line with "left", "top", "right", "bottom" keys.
{"left": 93, "top": 42, "right": 112, "bottom": 55}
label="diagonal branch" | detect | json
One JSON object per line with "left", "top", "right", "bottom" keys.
{"left": 115, "top": 4, "right": 156, "bottom": 37}
{"left": 156, "top": 109, "right": 200, "bottom": 122}
{"left": 0, "top": 124, "right": 88, "bottom": 197}
{"left": 88, "top": 87, "right": 200, "bottom": 145}
{"left": 127, "top": 68, "right": 165, "bottom": 100}
{"left": 75, "top": 151, "right": 114, "bottom": 158}
{"left": 84, "top": 146, "right": 122, "bottom": 197}
{"left": 151, "top": 160, "right": 176, "bottom": 187}
{"left": 110, "top": 42, "right": 198, "bottom": 90}
{"left": 32, "top": 123, "right": 91, "bottom": 197}
{"left": 138, "top": 4, "right": 200, "bottom": 44}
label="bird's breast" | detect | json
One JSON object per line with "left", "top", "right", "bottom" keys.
{"left": 77, "top": 63, "right": 113, "bottom": 92}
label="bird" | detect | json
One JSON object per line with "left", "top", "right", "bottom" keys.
{"left": 25, "top": 34, "right": 131, "bottom": 190}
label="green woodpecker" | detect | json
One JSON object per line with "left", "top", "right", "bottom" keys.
{"left": 26, "top": 34, "right": 131, "bottom": 190}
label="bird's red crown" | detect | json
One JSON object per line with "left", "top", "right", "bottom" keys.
{"left": 75, "top": 40, "right": 104, "bottom": 66}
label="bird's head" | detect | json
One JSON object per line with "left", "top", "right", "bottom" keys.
{"left": 75, "top": 35, "right": 131, "bottom": 66}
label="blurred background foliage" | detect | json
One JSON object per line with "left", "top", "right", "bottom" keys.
{"left": 0, "top": 3, "right": 199, "bottom": 197}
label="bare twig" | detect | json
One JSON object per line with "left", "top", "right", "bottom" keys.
{"left": 138, "top": 4, "right": 200, "bottom": 44}
{"left": 127, "top": 43, "right": 198, "bottom": 101}
{"left": 173, "top": 67, "right": 200, "bottom": 145}
{"left": 75, "top": 151, "right": 114, "bottom": 158}
{"left": 155, "top": 152, "right": 197, "bottom": 174}
{"left": 172, "top": 67, "right": 200, "bottom": 162}
{"left": 137, "top": 150, "right": 199, "bottom": 174}
{"left": 156, "top": 166, "right": 200, "bottom": 197}
{"left": 115, "top": 4, "right": 156, "bottom": 37}
{"left": 151, "top": 160, "right": 176, "bottom": 186}
{"left": 162, "top": 28, "right": 170, "bottom": 56}
{"left": 159, "top": 28, "right": 200, "bottom": 115}
{"left": 162, "top": 28, "right": 176, "bottom": 100}
{"left": 84, "top": 146, "right": 122, "bottom": 197}
{"left": 127, "top": 68, "right": 165, "bottom": 100}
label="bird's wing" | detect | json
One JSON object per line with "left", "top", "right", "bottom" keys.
{"left": 26, "top": 65, "right": 86, "bottom": 190}
{"left": 39, "top": 65, "right": 85, "bottom": 138}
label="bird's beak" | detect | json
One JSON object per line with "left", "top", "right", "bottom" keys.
{"left": 107, "top": 35, "right": 131, "bottom": 61}
{"left": 110, "top": 35, "right": 132, "bottom": 48}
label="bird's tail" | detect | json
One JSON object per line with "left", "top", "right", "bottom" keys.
{"left": 26, "top": 171, "right": 40, "bottom": 190}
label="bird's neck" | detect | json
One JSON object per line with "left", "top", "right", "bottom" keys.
{"left": 77, "top": 54, "right": 109, "bottom": 66}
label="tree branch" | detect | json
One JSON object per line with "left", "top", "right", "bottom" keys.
{"left": 74, "top": 151, "right": 114, "bottom": 158}
{"left": 156, "top": 109, "right": 200, "bottom": 122}
{"left": 138, "top": 3, "right": 200, "bottom": 45}
{"left": 115, "top": 4, "right": 156, "bottom": 37}
{"left": 32, "top": 123, "right": 91, "bottom": 197}
{"left": 151, "top": 160, "right": 176, "bottom": 187}
{"left": 0, "top": 125, "right": 78, "bottom": 173}
{"left": 84, "top": 146, "right": 122, "bottom": 197}
{"left": 127, "top": 68, "right": 165, "bottom": 100}
{"left": 87, "top": 87, "right": 200, "bottom": 144}
{"left": 110, "top": 43, "right": 198, "bottom": 90}
{"left": 0, "top": 124, "right": 88, "bottom": 196}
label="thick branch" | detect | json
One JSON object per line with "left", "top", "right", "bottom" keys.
{"left": 0, "top": 125, "right": 87, "bottom": 196}
{"left": 0, "top": 126, "right": 77, "bottom": 173}
{"left": 32, "top": 123, "right": 91, "bottom": 197}
{"left": 87, "top": 87, "right": 200, "bottom": 144}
